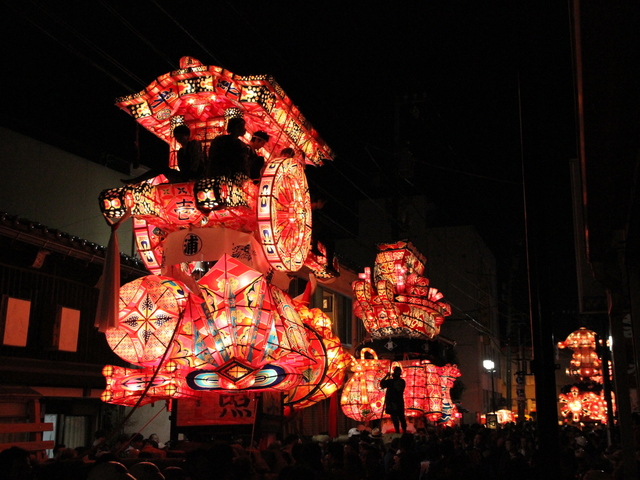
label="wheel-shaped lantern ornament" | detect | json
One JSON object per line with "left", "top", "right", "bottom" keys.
{"left": 105, "top": 275, "right": 189, "bottom": 366}
{"left": 257, "top": 157, "right": 311, "bottom": 271}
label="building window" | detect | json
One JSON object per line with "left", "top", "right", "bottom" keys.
{"left": 53, "top": 307, "right": 81, "bottom": 352}
{"left": 1, "top": 295, "right": 31, "bottom": 347}
{"left": 335, "top": 294, "right": 353, "bottom": 347}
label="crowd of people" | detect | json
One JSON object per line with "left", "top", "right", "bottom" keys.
{"left": 0, "top": 422, "right": 636, "bottom": 480}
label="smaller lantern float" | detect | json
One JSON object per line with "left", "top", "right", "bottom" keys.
{"left": 557, "top": 327, "right": 613, "bottom": 425}
{"left": 341, "top": 240, "right": 462, "bottom": 430}
{"left": 97, "top": 57, "right": 351, "bottom": 411}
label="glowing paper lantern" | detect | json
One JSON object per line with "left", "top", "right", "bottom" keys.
{"left": 353, "top": 241, "right": 451, "bottom": 339}
{"left": 558, "top": 385, "right": 612, "bottom": 424}
{"left": 257, "top": 156, "right": 312, "bottom": 272}
{"left": 115, "top": 56, "right": 334, "bottom": 166}
{"left": 401, "top": 361, "right": 442, "bottom": 420}
{"left": 284, "top": 304, "right": 352, "bottom": 410}
{"left": 105, "top": 276, "right": 194, "bottom": 366}
{"left": 101, "top": 363, "right": 196, "bottom": 407}
{"left": 184, "top": 363, "right": 304, "bottom": 392}
{"left": 97, "top": 56, "right": 341, "bottom": 407}
{"left": 195, "top": 254, "right": 314, "bottom": 389}
{"left": 341, "top": 348, "right": 388, "bottom": 422}
{"left": 559, "top": 386, "right": 593, "bottom": 423}
{"left": 495, "top": 409, "right": 515, "bottom": 424}
{"left": 195, "top": 255, "right": 281, "bottom": 388}
{"left": 438, "top": 364, "right": 461, "bottom": 425}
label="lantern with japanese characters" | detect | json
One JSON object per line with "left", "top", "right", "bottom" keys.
{"left": 558, "top": 327, "right": 602, "bottom": 380}
{"left": 340, "top": 348, "right": 388, "bottom": 422}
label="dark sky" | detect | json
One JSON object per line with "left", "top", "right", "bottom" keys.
{"left": 1, "top": 1, "right": 579, "bottom": 332}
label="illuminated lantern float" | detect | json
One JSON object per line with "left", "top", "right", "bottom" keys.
{"left": 97, "top": 57, "right": 350, "bottom": 406}
{"left": 557, "top": 327, "right": 602, "bottom": 380}
{"left": 342, "top": 241, "right": 460, "bottom": 427}
{"left": 353, "top": 241, "right": 450, "bottom": 339}
{"left": 557, "top": 328, "right": 613, "bottom": 424}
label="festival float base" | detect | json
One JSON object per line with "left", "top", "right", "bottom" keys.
{"left": 96, "top": 58, "right": 350, "bottom": 424}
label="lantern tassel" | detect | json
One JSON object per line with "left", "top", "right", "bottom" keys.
{"left": 94, "top": 222, "right": 123, "bottom": 332}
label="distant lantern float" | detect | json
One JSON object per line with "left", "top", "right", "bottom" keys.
{"left": 558, "top": 327, "right": 602, "bottom": 380}
{"left": 345, "top": 240, "right": 459, "bottom": 425}
{"left": 353, "top": 241, "right": 451, "bottom": 340}
{"left": 341, "top": 348, "right": 388, "bottom": 422}
{"left": 558, "top": 385, "right": 612, "bottom": 424}
{"left": 559, "top": 386, "right": 598, "bottom": 423}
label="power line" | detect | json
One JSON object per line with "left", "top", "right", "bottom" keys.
{"left": 150, "top": 0, "right": 226, "bottom": 68}
{"left": 99, "top": 0, "right": 178, "bottom": 71}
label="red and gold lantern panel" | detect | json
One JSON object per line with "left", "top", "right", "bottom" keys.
{"left": 559, "top": 386, "right": 609, "bottom": 424}
{"left": 133, "top": 218, "right": 165, "bottom": 275}
{"left": 270, "top": 286, "right": 313, "bottom": 361}
{"left": 105, "top": 276, "right": 192, "bottom": 367}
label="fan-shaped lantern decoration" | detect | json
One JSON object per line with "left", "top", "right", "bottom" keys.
{"left": 353, "top": 241, "right": 451, "bottom": 339}
{"left": 438, "top": 364, "right": 461, "bottom": 425}
{"left": 340, "top": 348, "right": 388, "bottom": 422}
{"left": 105, "top": 276, "right": 194, "bottom": 366}
{"left": 558, "top": 327, "right": 602, "bottom": 380}
{"left": 284, "top": 303, "right": 352, "bottom": 410}
{"left": 195, "top": 254, "right": 291, "bottom": 388}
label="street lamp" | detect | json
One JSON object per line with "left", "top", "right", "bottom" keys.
{"left": 483, "top": 359, "right": 496, "bottom": 413}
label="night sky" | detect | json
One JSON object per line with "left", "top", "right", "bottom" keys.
{"left": 1, "top": 1, "right": 579, "bottom": 336}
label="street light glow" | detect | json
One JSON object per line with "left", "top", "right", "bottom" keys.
{"left": 483, "top": 359, "right": 495, "bottom": 371}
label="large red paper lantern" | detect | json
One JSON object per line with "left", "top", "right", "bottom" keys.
{"left": 97, "top": 56, "right": 344, "bottom": 406}
{"left": 105, "top": 276, "right": 194, "bottom": 366}
{"left": 284, "top": 304, "right": 352, "bottom": 410}
{"left": 340, "top": 348, "right": 388, "bottom": 422}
